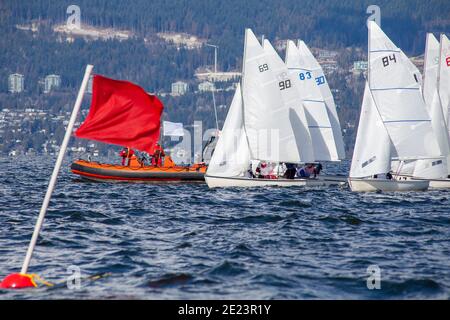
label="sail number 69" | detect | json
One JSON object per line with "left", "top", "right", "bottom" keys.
{"left": 258, "top": 64, "right": 269, "bottom": 72}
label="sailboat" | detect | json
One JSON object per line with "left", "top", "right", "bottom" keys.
{"left": 440, "top": 34, "right": 450, "bottom": 141}
{"left": 393, "top": 33, "right": 450, "bottom": 188}
{"left": 284, "top": 39, "right": 346, "bottom": 182}
{"left": 205, "top": 29, "right": 343, "bottom": 188}
{"left": 349, "top": 22, "right": 442, "bottom": 192}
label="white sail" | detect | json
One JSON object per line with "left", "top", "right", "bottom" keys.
{"left": 242, "top": 29, "right": 314, "bottom": 163}
{"left": 368, "top": 21, "right": 441, "bottom": 159}
{"left": 412, "top": 34, "right": 450, "bottom": 178}
{"left": 439, "top": 34, "right": 450, "bottom": 132}
{"left": 207, "top": 84, "right": 250, "bottom": 177}
{"left": 296, "top": 40, "right": 346, "bottom": 160}
{"left": 350, "top": 83, "right": 391, "bottom": 178}
{"left": 413, "top": 91, "right": 450, "bottom": 178}
{"left": 260, "top": 38, "right": 315, "bottom": 163}
{"left": 285, "top": 40, "right": 339, "bottom": 161}
{"left": 412, "top": 157, "right": 448, "bottom": 179}
{"left": 423, "top": 34, "right": 440, "bottom": 107}
{"left": 402, "top": 52, "right": 423, "bottom": 88}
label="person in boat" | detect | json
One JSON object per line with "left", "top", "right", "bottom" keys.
{"left": 297, "top": 163, "right": 315, "bottom": 178}
{"left": 119, "top": 147, "right": 134, "bottom": 166}
{"left": 255, "top": 162, "right": 269, "bottom": 178}
{"left": 138, "top": 152, "right": 151, "bottom": 166}
{"left": 283, "top": 163, "right": 297, "bottom": 179}
{"left": 314, "top": 163, "right": 323, "bottom": 176}
{"left": 151, "top": 143, "right": 165, "bottom": 167}
{"left": 255, "top": 162, "right": 264, "bottom": 178}
{"left": 259, "top": 162, "right": 277, "bottom": 179}
{"left": 374, "top": 172, "right": 392, "bottom": 179}
{"left": 246, "top": 163, "right": 256, "bottom": 178}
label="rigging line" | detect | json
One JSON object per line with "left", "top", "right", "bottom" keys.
{"left": 211, "top": 89, "right": 219, "bottom": 133}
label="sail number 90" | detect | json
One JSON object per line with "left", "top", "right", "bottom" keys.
{"left": 258, "top": 64, "right": 269, "bottom": 72}
{"left": 279, "top": 80, "right": 291, "bottom": 90}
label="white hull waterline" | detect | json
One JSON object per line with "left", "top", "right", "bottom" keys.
{"left": 348, "top": 178, "right": 429, "bottom": 192}
{"left": 428, "top": 179, "right": 450, "bottom": 189}
{"left": 394, "top": 175, "right": 450, "bottom": 189}
{"left": 206, "top": 174, "right": 345, "bottom": 188}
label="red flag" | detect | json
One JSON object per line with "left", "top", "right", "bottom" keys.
{"left": 75, "top": 75, "right": 163, "bottom": 154}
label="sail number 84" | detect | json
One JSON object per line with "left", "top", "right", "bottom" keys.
{"left": 382, "top": 54, "right": 397, "bottom": 67}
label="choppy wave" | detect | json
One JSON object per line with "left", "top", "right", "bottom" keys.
{"left": 0, "top": 156, "right": 449, "bottom": 299}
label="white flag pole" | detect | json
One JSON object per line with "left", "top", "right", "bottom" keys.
{"left": 20, "top": 64, "right": 93, "bottom": 274}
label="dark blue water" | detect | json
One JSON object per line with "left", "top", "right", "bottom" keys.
{"left": 0, "top": 156, "right": 449, "bottom": 299}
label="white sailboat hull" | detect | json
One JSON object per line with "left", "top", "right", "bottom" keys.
{"left": 348, "top": 178, "right": 429, "bottom": 192}
{"left": 394, "top": 175, "right": 450, "bottom": 190}
{"left": 429, "top": 179, "right": 450, "bottom": 189}
{"left": 205, "top": 174, "right": 345, "bottom": 188}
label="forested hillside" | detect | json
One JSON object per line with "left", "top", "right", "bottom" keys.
{"left": 0, "top": 0, "right": 449, "bottom": 157}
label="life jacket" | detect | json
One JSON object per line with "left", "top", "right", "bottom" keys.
{"left": 120, "top": 148, "right": 134, "bottom": 158}
{"left": 163, "top": 155, "right": 176, "bottom": 168}
{"left": 151, "top": 145, "right": 165, "bottom": 166}
{"left": 297, "top": 167, "right": 309, "bottom": 178}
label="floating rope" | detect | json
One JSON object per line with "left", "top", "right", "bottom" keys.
{"left": 29, "top": 274, "right": 54, "bottom": 287}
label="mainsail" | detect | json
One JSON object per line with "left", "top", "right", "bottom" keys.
{"left": 368, "top": 21, "right": 441, "bottom": 160}
{"left": 285, "top": 40, "right": 339, "bottom": 161}
{"left": 242, "top": 29, "right": 314, "bottom": 163}
{"left": 439, "top": 34, "right": 450, "bottom": 134}
{"left": 350, "top": 83, "right": 391, "bottom": 178}
{"left": 296, "top": 40, "right": 346, "bottom": 160}
{"left": 412, "top": 33, "right": 450, "bottom": 178}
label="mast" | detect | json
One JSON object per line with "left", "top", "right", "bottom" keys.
{"left": 240, "top": 28, "right": 252, "bottom": 159}
{"left": 367, "top": 20, "right": 371, "bottom": 89}
{"left": 423, "top": 33, "right": 431, "bottom": 100}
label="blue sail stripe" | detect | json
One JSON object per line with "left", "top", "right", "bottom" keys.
{"left": 309, "top": 126, "right": 333, "bottom": 128}
{"left": 370, "top": 49, "right": 401, "bottom": 53}
{"left": 383, "top": 120, "right": 431, "bottom": 123}
{"left": 371, "top": 87, "right": 420, "bottom": 91}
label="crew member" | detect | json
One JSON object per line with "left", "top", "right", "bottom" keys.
{"left": 151, "top": 143, "right": 165, "bottom": 167}
{"left": 297, "top": 163, "right": 315, "bottom": 178}
{"left": 119, "top": 147, "right": 134, "bottom": 166}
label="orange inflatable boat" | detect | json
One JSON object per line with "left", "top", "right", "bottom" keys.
{"left": 71, "top": 156, "right": 207, "bottom": 183}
